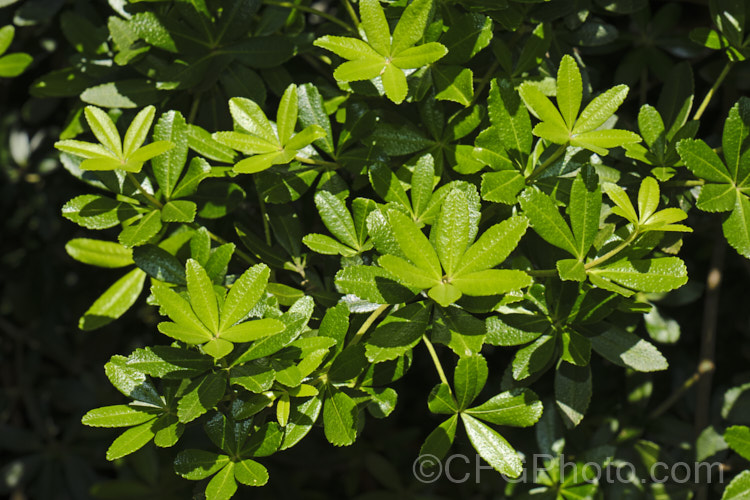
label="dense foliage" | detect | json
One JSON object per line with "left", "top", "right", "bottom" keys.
{"left": 3, "top": 0, "right": 750, "bottom": 499}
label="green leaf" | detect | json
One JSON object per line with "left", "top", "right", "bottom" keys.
{"left": 480, "top": 170, "right": 525, "bottom": 204}
{"left": 187, "top": 124, "right": 237, "bottom": 163}
{"left": 724, "top": 98, "right": 750, "bottom": 182}
{"left": 152, "top": 110, "right": 188, "bottom": 199}
{"left": 379, "top": 254, "right": 440, "bottom": 288}
{"left": 455, "top": 215, "right": 528, "bottom": 275}
{"left": 221, "top": 264, "right": 269, "bottom": 330}
{"left": 221, "top": 319, "right": 284, "bottom": 343}
{"left": 297, "top": 84, "right": 334, "bottom": 154}
{"left": 451, "top": 269, "right": 532, "bottom": 296}
{"left": 323, "top": 385, "right": 358, "bottom": 447}
{"left": 119, "top": 210, "right": 162, "bottom": 248}
{"left": 724, "top": 194, "right": 750, "bottom": 258}
{"left": 677, "top": 138, "right": 732, "bottom": 183}
{"left": 333, "top": 57, "right": 386, "bottom": 83}
{"left": 177, "top": 372, "right": 226, "bottom": 423}
{"left": 228, "top": 97, "right": 276, "bottom": 144}
{"left": 106, "top": 420, "right": 155, "bottom": 461}
{"left": 84, "top": 106, "right": 121, "bottom": 156}
{"left": 174, "top": 450, "right": 230, "bottom": 480}
{"left": 568, "top": 167, "right": 601, "bottom": 258}
{"left": 392, "top": 43, "right": 447, "bottom": 68}
{"left": 433, "top": 65, "right": 474, "bottom": 106}
{"left": 152, "top": 282, "right": 212, "bottom": 338}
{"left": 280, "top": 395, "right": 323, "bottom": 450}
{"left": 0, "top": 25, "right": 15, "bottom": 55}
{"left": 434, "top": 189, "right": 470, "bottom": 276}
{"left": 519, "top": 188, "right": 578, "bottom": 257}
{"left": 127, "top": 346, "right": 212, "bottom": 379}
{"left": 439, "top": 12, "right": 493, "bottom": 65}
{"left": 590, "top": 326, "right": 668, "bottom": 372}
{"left": 315, "top": 191, "right": 359, "bottom": 249}
{"left": 122, "top": 106, "right": 155, "bottom": 158}
{"left": 303, "top": 233, "right": 358, "bottom": 256}
{"left": 466, "top": 388, "right": 543, "bottom": 427}
{"left": 132, "top": 245, "right": 185, "bottom": 284}
{"left": 365, "top": 302, "right": 431, "bottom": 362}
{"left": 603, "top": 183, "right": 639, "bottom": 223}
{"left": 487, "top": 79, "right": 532, "bottom": 157}
{"left": 234, "top": 459, "right": 269, "bottom": 487}
{"left": 519, "top": 82, "right": 567, "bottom": 132}
{"left": 427, "top": 383, "right": 458, "bottom": 414}
{"left": 512, "top": 334, "right": 555, "bottom": 380}
{"left": 360, "top": 0, "right": 390, "bottom": 56}
{"left": 461, "top": 413, "right": 522, "bottom": 478}
{"left": 392, "top": 0, "right": 433, "bottom": 54}
{"left": 186, "top": 259, "right": 219, "bottom": 333}
{"left": 79, "top": 268, "right": 146, "bottom": 331}
{"left": 104, "top": 355, "right": 162, "bottom": 406}
{"left": 555, "top": 362, "right": 591, "bottom": 428}
{"left": 382, "top": 63, "right": 408, "bottom": 104}
{"left": 573, "top": 85, "right": 629, "bottom": 134}
{"left": 591, "top": 257, "right": 688, "bottom": 293}
{"left": 276, "top": 84, "right": 298, "bottom": 146}
{"left": 428, "top": 282, "right": 462, "bottom": 307}
{"left": 387, "top": 208, "right": 442, "bottom": 278}
{"left": 725, "top": 426, "right": 750, "bottom": 461}
{"left": 82, "top": 405, "right": 156, "bottom": 428}
{"left": 557, "top": 55, "right": 582, "bottom": 129}
{"left": 420, "top": 416, "right": 459, "bottom": 465}
{"left": 722, "top": 470, "right": 750, "bottom": 500}
{"left": 454, "top": 354, "right": 488, "bottom": 410}
{"left": 205, "top": 463, "right": 237, "bottom": 500}
{"left": 637, "top": 177, "right": 660, "bottom": 223}
{"left": 334, "top": 265, "right": 417, "bottom": 304}
{"left": 66, "top": 238, "right": 133, "bottom": 268}
{"left": 161, "top": 200, "right": 196, "bottom": 223}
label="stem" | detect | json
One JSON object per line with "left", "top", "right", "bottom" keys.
{"left": 663, "top": 179, "right": 705, "bottom": 188}
{"left": 693, "top": 61, "right": 733, "bottom": 121}
{"left": 422, "top": 334, "right": 450, "bottom": 389}
{"left": 340, "top": 0, "right": 360, "bottom": 30}
{"left": 527, "top": 145, "right": 567, "bottom": 183}
{"left": 264, "top": 0, "right": 355, "bottom": 32}
{"left": 126, "top": 172, "right": 164, "bottom": 209}
{"left": 295, "top": 156, "right": 340, "bottom": 169}
{"left": 254, "top": 177, "right": 272, "bottom": 246}
{"left": 583, "top": 230, "right": 639, "bottom": 270}
{"left": 188, "top": 94, "right": 202, "bottom": 125}
{"left": 350, "top": 305, "right": 390, "bottom": 346}
{"left": 648, "top": 370, "right": 702, "bottom": 419}
{"left": 695, "top": 238, "right": 726, "bottom": 500}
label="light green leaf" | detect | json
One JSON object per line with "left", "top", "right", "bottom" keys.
{"left": 285, "top": 124, "right": 326, "bottom": 151}
{"left": 570, "top": 129, "right": 642, "bottom": 154}
{"left": 152, "top": 281, "right": 212, "bottom": 337}
{"left": 220, "top": 319, "right": 284, "bottom": 343}
{"left": 82, "top": 405, "right": 156, "bottom": 428}
{"left": 360, "top": 0, "right": 390, "bottom": 55}
{"left": 638, "top": 177, "right": 660, "bottom": 223}
{"left": 323, "top": 385, "right": 358, "bottom": 447}
{"left": 119, "top": 210, "right": 162, "bottom": 248}
{"left": 725, "top": 426, "right": 750, "bottom": 461}
{"left": 213, "top": 131, "right": 280, "bottom": 155}
{"left": 677, "top": 139, "right": 732, "bottom": 183}
{"left": 315, "top": 191, "right": 358, "bottom": 249}
{"left": 387, "top": 208, "right": 442, "bottom": 279}
{"left": 454, "top": 354, "right": 488, "bottom": 410}
{"left": 228, "top": 97, "right": 276, "bottom": 144}
{"left": 0, "top": 25, "right": 15, "bottom": 55}
{"left": 573, "top": 85, "right": 629, "bottom": 134}
{"left": 487, "top": 79, "right": 532, "bottom": 156}
{"left": 724, "top": 194, "right": 750, "bottom": 258}
{"left": 427, "top": 383, "right": 458, "bottom": 414}
{"left": 568, "top": 168, "right": 601, "bottom": 258}
{"left": 557, "top": 55, "right": 582, "bottom": 129}
{"left": 106, "top": 420, "right": 155, "bottom": 460}
{"left": 603, "top": 183, "right": 639, "bottom": 223}
{"left": 392, "top": 0, "right": 433, "bottom": 54}
{"left": 480, "top": 170, "right": 526, "bottom": 205}
{"left": 428, "top": 282, "right": 462, "bottom": 307}
{"left": 55, "top": 140, "right": 116, "bottom": 160}
{"left": 590, "top": 326, "right": 668, "bottom": 372}
{"left": 392, "top": 42, "right": 447, "bottom": 68}
{"left": 455, "top": 215, "right": 528, "bottom": 275}
{"left": 519, "top": 188, "right": 578, "bottom": 257}
{"left": 303, "top": 233, "right": 358, "bottom": 256}
{"left": 161, "top": 200, "right": 196, "bottom": 223}
{"left": 84, "top": 106, "right": 122, "bottom": 157}
{"left": 379, "top": 254, "right": 440, "bottom": 288}
{"left": 123, "top": 106, "right": 155, "bottom": 158}
{"left": 724, "top": 98, "right": 750, "bottom": 182}
{"left": 519, "top": 82, "right": 567, "bottom": 132}
{"left": 722, "top": 470, "right": 750, "bottom": 500}
{"left": 333, "top": 57, "right": 386, "bottom": 83}
{"left": 382, "top": 63, "right": 408, "bottom": 104}
{"left": 186, "top": 259, "right": 219, "bottom": 333}
{"left": 433, "top": 64, "right": 474, "bottom": 106}
{"left": 66, "top": 238, "right": 133, "bottom": 268}
{"left": 152, "top": 110, "right": 188, "bottom": 198}
{"left": 434, "top": 189, "right": 470, "bottom": 276}
{"left": 313, "top": 35, "right": 381, "bottom": 60}
{"left": 334, "top": 265, "right": 418, "bottom": 304}
{"left": 221, "top": 264, "right": 269, "bottom": 330}
{"left": 461, "top": 413, "right": 523, "bottom": 478}
{"left": 465, "top": 388, "right": 543, "bottom": 427}
{"left": 276, "top": 84, "right": 298, "bottom": 146}
{"left": 79, "top": 268, "right": 146, "bottom": 331}
{"left": 451, "top": 269, "right": 532, "bottom": 296}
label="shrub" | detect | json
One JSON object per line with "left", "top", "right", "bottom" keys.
{"left": 3, "top": 0, "right": 750, "bottom": 498}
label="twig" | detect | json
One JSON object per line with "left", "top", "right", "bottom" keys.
{"left": 350, "top": 305, "right": 390, "bottom": 346}
{"left": 422, "top": 334, "right": 451, "bottom": 390}
{"left": 693, "top": 61, "right": 733, "bottom": 121}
